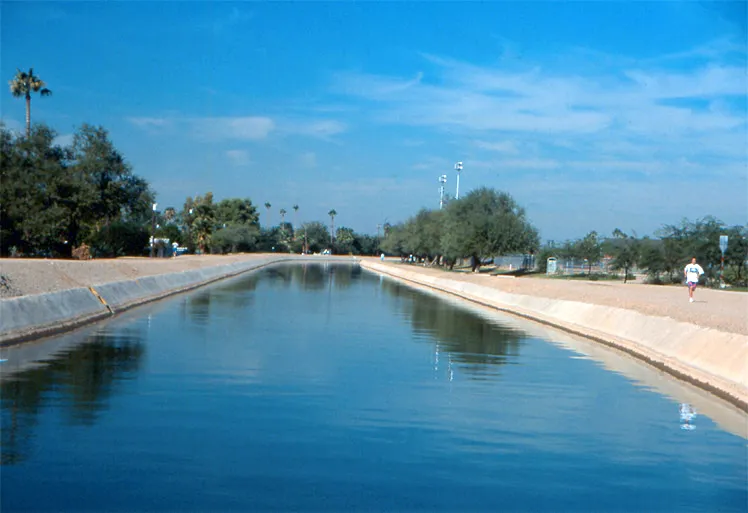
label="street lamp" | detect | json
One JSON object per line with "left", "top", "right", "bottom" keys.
{"left": 438, "top": 174, "right": 447, "bottom": 209}
{"left": 150, "top": 202, "right": 158, "bottom": 258}
{"left": 454, "top": 162, "right": 463, "bottom": 199}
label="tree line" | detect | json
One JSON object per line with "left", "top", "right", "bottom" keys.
{"left": 0, "top": 122, "right": 380, "bottom": 258}
{"left": 4, "top": 68, "right": 745, "bottom": 287}
{"left": 537, "top": 218, "right": 747, "bottom": 287}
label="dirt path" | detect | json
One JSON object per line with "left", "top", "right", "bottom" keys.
{"left": 367, "top": 260, "right": 748, "bottom": 336}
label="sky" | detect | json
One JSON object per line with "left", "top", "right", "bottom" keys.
{"left": 1, "top": 1, "right": 746, "bottom": 241}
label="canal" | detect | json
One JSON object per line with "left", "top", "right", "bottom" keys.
{"left": 1, "top": 263, "right": 746, "bottom": 512}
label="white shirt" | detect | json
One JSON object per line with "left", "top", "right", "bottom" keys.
{"left": 684, "top": 263, "right": 704, "bottom": 283}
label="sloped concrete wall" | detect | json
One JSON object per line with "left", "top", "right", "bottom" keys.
{"left": 0, "top": 288, "right": 111, "bottom": 345}
{"left": 361, "top": 260, "right": 748, "bottom": 410}
{"left": 0, "top": 256, "right": 355, "bottom": 346}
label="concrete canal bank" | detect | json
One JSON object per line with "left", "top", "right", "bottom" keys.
{"left": 361, "top": 259, "right": 748, "bottom": 411}
{"left": 0, "top": 254, "right": 356, "bottom": 346}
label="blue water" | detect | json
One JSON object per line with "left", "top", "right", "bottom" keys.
{"left": 2, "top": 264, "right": 746, "bottom": 512}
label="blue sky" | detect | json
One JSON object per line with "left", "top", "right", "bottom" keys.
{"left": 2, "top": 1, "right": 746, "bottom": 240}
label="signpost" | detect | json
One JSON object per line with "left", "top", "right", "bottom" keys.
{"left": 719, "top": 235, "right": 728, "bottom": 288}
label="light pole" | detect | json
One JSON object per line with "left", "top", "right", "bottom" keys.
{"left": 439, "top": 174, "right": 447, "bottom": 209}
{"left": 150, "top": 202, "right": 158, "bottom": 258}
{"left": 454, "top": 162, "right": 463, "bottom": 199}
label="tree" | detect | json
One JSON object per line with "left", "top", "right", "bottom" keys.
{"left": 441, "top": 188, "right": 539, "bottom": 272}
{"left": 279, "top": 208, "right": 287, "bottom": 238}
{"left": 328, "top": 209, "right": 337, "bottom": 247}
{"left": 163, "top": 207, "right": 177, "bottom": 223}
{"left": 264, "top": 202, "right": 272, "bottom": 227}
{"left": 575, "top": 231, "right": 603, "bottom": 275}
{"left": 291, "top": 221, "right": 330, "bottom": 254}
{"left": 606, "top": 229, "right": 640, "bottom": 283}
{"left": 190, "top": 193, "right": 216, "bottom": 253}
{"left": 292, "top": 204, "right": 299, "bottom": 232}
{"left": 0, "top": 124, "right": 68, "bottom": 255}
{"left": 9, "top": 68, "right": 52, "bottom": 137}
{"left": 335, "top": 227, "right": 356, "bottom": 254}
{"left": 0, "top": 123, "right": 153, "bottom": 257}
{"left": 210, "top": 224, "right": 259, "bottom": 254}
{"left": 215, "top": 198, "right": 259, "bottom": 228}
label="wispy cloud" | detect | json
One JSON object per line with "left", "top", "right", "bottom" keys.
{"left": 332, "top": 39, "right": 747, "bottom": 180}
{"left": 226, "top": 149, "right": 250, "bottom": 167}
{"left": 127, "top": 115, "right": 346, "bottom": 142}
{"left": 192, "top": 116, "right": 275, "bottom": 141}
{"left": 279, "top": 119, "right": 347, "bottom": 139}
{"left": 474, "top": 140, "right": 519, "bottom": 154}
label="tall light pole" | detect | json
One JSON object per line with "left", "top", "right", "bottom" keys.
{"left": 150, "top": 202, "right": 158, "bottom": 258}
{"left": 454, "top": 162, "right": 463, "bottom": 199}
{"left": 438, "top": 174, "right": 447, "bottom": 209}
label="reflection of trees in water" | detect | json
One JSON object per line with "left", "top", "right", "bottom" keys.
{"left": 381, "top": 280, "right": 525, "bottom": 375}
{"left": 181, "top": 274, "right": 258, "bottom": 324}
{"left": 179, "top": 264, "right": 361, "bottom": 325}
{"left": 263, "top": 264, "right": 360, "bottom": 291}
{"left": 1, "top": 332, "right": 145, "bottom": 465}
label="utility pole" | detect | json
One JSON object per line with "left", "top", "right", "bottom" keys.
{"left": 439, "top": 174, "right": 447, "bottom": 209}
{"left": 454, "top": 162, "right": 463, "bottom": 199}
{"left": 150, "top": 202, "right": 158, "bottom": 258}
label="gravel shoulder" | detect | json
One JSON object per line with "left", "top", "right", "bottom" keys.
{"left": 368, "top": 260, "right": 748, "bottom": 336}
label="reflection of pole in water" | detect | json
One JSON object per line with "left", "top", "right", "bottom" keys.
{"left": 448, "top": 352, "right": 453, "bottom": 382}
{"left": 680, "top": 403, "right": 697, "bottom": 431}
{"left": 434, "top": 341, "right": 439, "bottom": 375}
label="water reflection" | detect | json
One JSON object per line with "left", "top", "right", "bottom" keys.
{"left": 380, "top": 279, "right": 526, "bottom": 377}
{"left": 680, "top": 403, "right": 697, "bottom": 431}
{"left": 180, "top": 273, "right": 258, "bottom": 325}
{"left": 1, "top": 331, "right": 145, "bottom": 465}
{"left": 263, "top": 262, "right": 362, "bottom": 290}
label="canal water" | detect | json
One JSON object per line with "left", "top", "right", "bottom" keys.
{"left": 1, "top": 263, "right": 746, "bottom": 512}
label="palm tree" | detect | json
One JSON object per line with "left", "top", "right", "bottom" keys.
{"left": 279, "top": 208, "right": 288, "bottom": 241}
{"left": 9, "top": 68, "right": 52, "bottom": 137}
{"left": 328, "top": 209, "right": 337, "bottom": 246}
{"left": 292, "top": 204, "right": 299, "bottom": 240}
{"left": 264, "top": 202, "right": 271, "bottom": 227}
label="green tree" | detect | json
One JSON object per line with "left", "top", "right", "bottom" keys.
{"left": 210, "top": 224, "right": 259, "bottom": 254}
{"left": 0, "top": 124, "right": 68, "bottom": 255}
{"left": 190, "top": 193, "right": 216, "bottom": 253}
{"left": 215, "top": 198, "right": 259, "bottom": 227}
{"left": 292, "top": 204, "right": 299, "bottom": 232}
{"left": 8, "top": 68, "right": 52, "bottom": 137}
{"left": 606, "top": 229, "right": 640, "bottom": 283}
{"left": 574, "top": 231, "right": 603, "bottom": 275}
{"left": 441, "top": 187, "right": 539, "bottom": 272}
{"left": 291, "top": 221, "right": 330, "bottom": 254}
{"left": 335, "top": 226, "right": 356, "bottom": 254}
{"left": 637, "top": 238, "right": 667, "bottom": 283}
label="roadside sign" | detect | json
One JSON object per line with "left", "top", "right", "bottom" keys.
{"left": 719, "top": 235, "right": 728, "bottom": 255}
